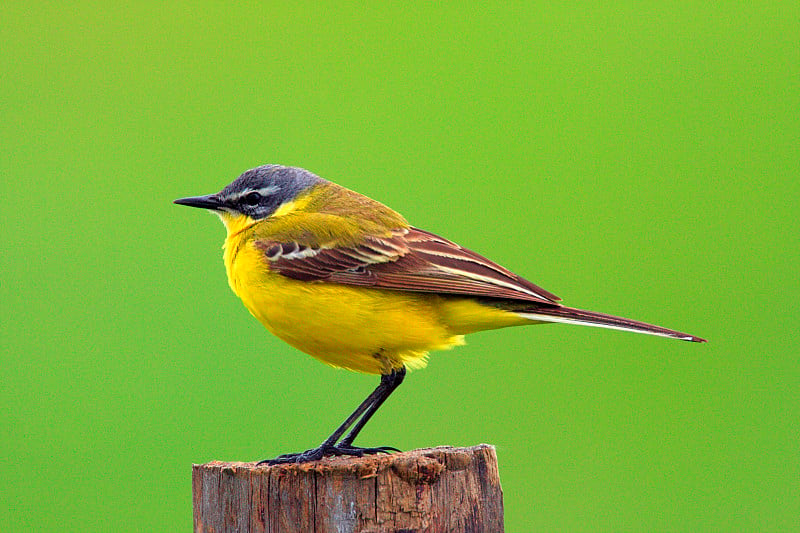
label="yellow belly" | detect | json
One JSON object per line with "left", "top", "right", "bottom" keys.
{"left": 224, "top": 236, "right": 527, "bottom": 374}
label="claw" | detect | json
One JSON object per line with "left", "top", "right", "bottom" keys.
{"left": 258, "top": 444, "right": 399, "bottom": 465}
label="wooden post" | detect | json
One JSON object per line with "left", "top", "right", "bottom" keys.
{"left": 192, "top": 444, "right": 503, "bottom": 533}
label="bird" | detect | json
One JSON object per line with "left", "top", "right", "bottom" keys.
{"left": 174, "top": 164, "right": 705, "bottom": 464}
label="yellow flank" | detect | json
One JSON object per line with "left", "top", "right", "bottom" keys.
{"left": 218, "top": 196, "right": 529, "bottom": 375}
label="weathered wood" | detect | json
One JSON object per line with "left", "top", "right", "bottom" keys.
{"left": 192, "top": 444, "right": 504, "bottom": 533}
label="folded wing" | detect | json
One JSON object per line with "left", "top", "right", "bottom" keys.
{"left": 256, "top": 227, "right": 560, "bottom": 305}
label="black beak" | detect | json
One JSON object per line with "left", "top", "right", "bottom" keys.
{"left": 173, "top": 194, "right": 223, "bottom": 210}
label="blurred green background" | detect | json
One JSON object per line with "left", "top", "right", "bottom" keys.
{"left": 1, "top": 3, "right": 797, "bottom": 531}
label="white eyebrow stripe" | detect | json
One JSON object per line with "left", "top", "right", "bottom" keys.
{"left": 227, "top": 185, "right": 281, "bottom": 201}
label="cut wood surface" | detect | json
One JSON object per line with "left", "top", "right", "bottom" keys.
{"left": 192, "top": 444, "right": 504, "bottom": 533}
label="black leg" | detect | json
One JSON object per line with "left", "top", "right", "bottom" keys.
{"left": 339, "top": 367, "right": 405, "bottom": 447}
{"left": 259, "top": 366, "right": 406, "bottom": 465}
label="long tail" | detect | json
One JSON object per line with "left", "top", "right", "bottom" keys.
{"left": 517, "top": 305, "right": 707, "bottom": 342}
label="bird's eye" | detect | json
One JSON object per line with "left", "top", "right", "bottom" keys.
{"left": 243, "top": 192, "right": 262, "bottom": 206}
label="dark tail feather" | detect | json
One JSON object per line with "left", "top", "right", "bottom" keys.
{"left": 517, "top": 305, "right": 706, "bottom": 342}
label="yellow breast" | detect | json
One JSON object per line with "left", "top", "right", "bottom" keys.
{"left": 220, "top": 215, "right": 454, "bottom": 373}
{"left": 219, "top": 212, "right": 526, "bottom": 375}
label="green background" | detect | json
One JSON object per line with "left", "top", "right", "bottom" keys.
{"left": 2, "top": 3, "right": 797, "bottom": 531}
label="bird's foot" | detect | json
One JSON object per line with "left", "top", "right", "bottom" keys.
{"left": 258, "top": 443, "right": 400, "bottom": 465}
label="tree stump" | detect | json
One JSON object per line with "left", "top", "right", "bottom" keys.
{"left": 192, "top": 444, "right": 503, "bottom": 533}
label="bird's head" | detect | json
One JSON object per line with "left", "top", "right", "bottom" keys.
{"left": 174, "top": 164, "right": 324, "bottom": 232}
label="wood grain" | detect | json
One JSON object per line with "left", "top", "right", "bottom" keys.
{"left": 192, "top": 444, "right": 504, "bottom": 532}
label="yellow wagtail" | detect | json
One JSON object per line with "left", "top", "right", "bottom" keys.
{"left": 175, "top": 164, "right": 705, "bottom": 464}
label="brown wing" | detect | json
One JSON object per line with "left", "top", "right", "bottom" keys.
{"left": 255, "top": 227, "right": 560, "bottom": 305}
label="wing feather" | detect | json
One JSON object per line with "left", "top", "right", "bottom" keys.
{"left": 255, "top": 227, "right": 560, "bottom": 304}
